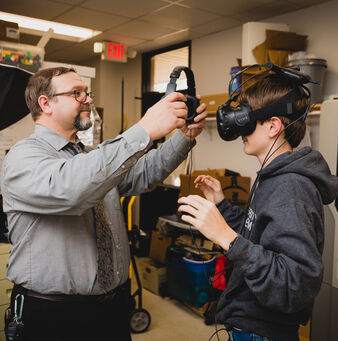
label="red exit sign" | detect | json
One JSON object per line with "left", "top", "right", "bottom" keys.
{"left": 102, "top": 42, "right": 127, "bottom": 63}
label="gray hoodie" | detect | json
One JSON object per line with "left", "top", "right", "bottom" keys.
{"left": 216, "top": 147, "right": 338, "bottom": 341}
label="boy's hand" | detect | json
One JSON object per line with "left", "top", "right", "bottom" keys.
{"left": 179, "top": 95, "right": 207, "bottom": 141}
{"left": 194, "top": 175, "right": 224, "bottom": 204}
{"left": 177, "top": 195, "right": 237, "bottom": 251}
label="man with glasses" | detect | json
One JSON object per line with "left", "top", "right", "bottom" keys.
{"left": 1, "top": 67, "right": 208, "bottom": 341}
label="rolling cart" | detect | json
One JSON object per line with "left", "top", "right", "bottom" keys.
{"left": 121, "top": 196, "right": 151, "bottom": 333}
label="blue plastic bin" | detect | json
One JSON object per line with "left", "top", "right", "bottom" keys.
{"left": 166, "top": 251, "right": 215, "bottom": 307}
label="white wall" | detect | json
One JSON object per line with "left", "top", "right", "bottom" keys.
{"left": 90, "top": 55, "right": 142, "bottom": 140}
{"left": 192, "top": 26, "right": 242, "bottom": 96}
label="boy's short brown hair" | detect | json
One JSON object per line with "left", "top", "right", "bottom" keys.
{"left": 238, "top": 74, "right": 309, "bottom": 148}
{"left": 25, "top": 67, "right": 75, "bottom": 121}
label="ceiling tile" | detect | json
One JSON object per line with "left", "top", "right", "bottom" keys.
{"left": 141, "top": 4, "right": 220, "bottom": 30}
{"left": 191, "top": 17, "right": 243, "bottom": 35}
{"left": 287, "top": 0, "right": 329, "bottom": 5}
{"left": 52, "top": 0, "right": 85, "bottom": 4}
{"left": 1, "top": 0, "right": 329, "bottom": 64}
{"left": 106, "top": 20, "right": 176, "bottom": 40}
{"left": 181, "top": 0, "right": 273, "bottom": 16}
{"left": 232, "top": 0, "right": 301, "bottom": 22}
{"left": 134, "top": 29, "right": 201, "bottom": 52}
{"left": 99, "top": 32, "right": 147, "bottom": 47}
{"left": 0, "top": 0, "right": 72, "bottom": 21}
{"left": 81, "top": 0, "right": 169, "bottom": 19}
{"left": 54, "top": 7, "right": 129, "bottom": 31}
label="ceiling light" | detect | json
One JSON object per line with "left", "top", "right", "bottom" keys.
{"left": 0, "top": 11, "right": 101, "bottom": 42}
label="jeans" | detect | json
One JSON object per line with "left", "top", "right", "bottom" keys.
{"left": 228, "top": 328, "right": 276, "bottom": 341}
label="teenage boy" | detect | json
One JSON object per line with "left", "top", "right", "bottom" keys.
{"left": 178, "top": 74, "right": 338, "bottom": 341}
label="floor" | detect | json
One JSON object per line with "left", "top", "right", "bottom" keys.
{"left": 131, "top": 258, "right": 229, "bottom": 341}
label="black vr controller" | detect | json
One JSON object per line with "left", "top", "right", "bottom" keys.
{"left": 163, "top": 66, "right": 200, "bottom": 124}
{"left": 216, "top": 62, "right": 314, "bottom": 141}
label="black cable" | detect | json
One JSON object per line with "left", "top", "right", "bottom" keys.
{"left": 228, "top": 64, "right": 265, "bottom": 99}
{"left": 208, "top": 327, "right": 228, "bottom": 341}
{"left": 261, "top": 86, "right": 311, "bottom": 169}
{"left": 229, "top": 70, "right": 268, "bottom": 99}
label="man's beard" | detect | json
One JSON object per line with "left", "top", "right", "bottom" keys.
{"left": 74, "top": 111, "right": 92, "bottom": 131}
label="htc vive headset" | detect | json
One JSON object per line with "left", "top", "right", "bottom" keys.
{"left": 216, "top": 61, "right": 315, "bottom": 141}
{"left": 164, "top": 66, "right": 200, "bottom": 124}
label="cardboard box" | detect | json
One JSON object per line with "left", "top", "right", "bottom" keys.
{"left": 179, "top": 171, "right": 251, "bottom": 204}
{"left": 0, "top": 20, "right": 19, "bottom": 43}
{"left": 241, "top": 65, "right": 268, "bottom": 91}
{"left": 175, "top": 234, "right": 214, "bottom": 251}
{"left": 191, "top": 168, "right": 226, "bottom": 177}
{"left": 265, "top": 30, "right": 307, "bottom": 52}
{"left": 200, "top": 94, "right": 228, "bottom": 115}
{"left": 242, "top": 22, "right": 290, "bottom": 65}
{"left": 252, "top": 29, "right": 307, "bottom": 66}
{"left": 149, "top": 230, "right": 172, "bottom": 264}
{"left": 138, "top": 257, "right": 166, "bottom": 295}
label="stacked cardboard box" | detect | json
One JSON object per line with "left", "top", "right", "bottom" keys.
{"left": 137, "top": 257, "right": 166, "bottom": 296}
{"left": 179, "top": 169, "right": 251, "bottom": 206}
{"left": 149, "top": 230, "right": 173, "bottom": 264}
{"left": 137, "top": 230, "right": 173, "bottom": 295}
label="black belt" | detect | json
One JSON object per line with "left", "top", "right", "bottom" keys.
{"left": 14, "top": 284, "right": 121, "bottom": 303}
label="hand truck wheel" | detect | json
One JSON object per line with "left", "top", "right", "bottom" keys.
{"left": 129, "top": 308, "right": 151, "bottom": 333}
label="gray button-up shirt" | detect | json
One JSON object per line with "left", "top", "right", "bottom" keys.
{"left": 1, "top": 124, "right": 193, "bottom": 295}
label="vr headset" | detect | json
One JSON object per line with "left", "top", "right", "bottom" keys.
{"left": 164, "top": 66, "right": 200, "bottom": 124}
{"left": 217, "top": 62, "right": 316, "bottom": 141}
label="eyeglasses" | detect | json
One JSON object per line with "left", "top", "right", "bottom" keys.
{"left": 51, "top": 90, "right": 94, "bottom": 103}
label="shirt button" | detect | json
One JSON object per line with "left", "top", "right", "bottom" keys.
{"left": 121, "top": 164, "right": 125, "bottom": 169}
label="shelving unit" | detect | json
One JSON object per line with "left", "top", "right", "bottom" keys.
{"left": 0, "top": 40, "right": 44, "bottom": 73}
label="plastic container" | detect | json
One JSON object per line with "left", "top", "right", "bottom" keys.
{"left": 166, "top": 249, "right": 215, "bottom": 307}
{"left": 0, "top": 41, "right": 44, "bottom": 73}
{"left": 230, "top": 66, "right": 241, "bottom": 93}
{"left": 285, "top": 58, "right": 327, "bottom": 104}
{"left": 182, "top": 256, "right": 216, "bottom": 272}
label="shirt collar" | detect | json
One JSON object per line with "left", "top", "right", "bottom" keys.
{"left": 34, "top": 124, "right": 80, "bottom": 152}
